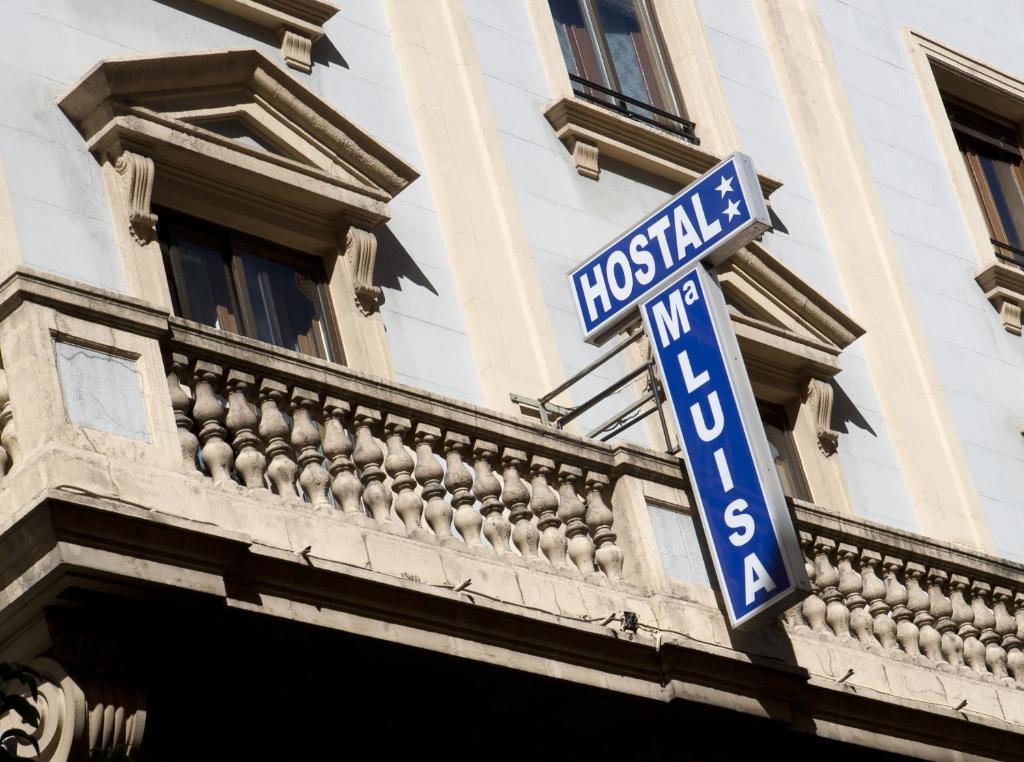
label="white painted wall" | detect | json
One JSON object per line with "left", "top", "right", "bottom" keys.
{"left": 0, "top": 0, "right": 484, "bottom": 405}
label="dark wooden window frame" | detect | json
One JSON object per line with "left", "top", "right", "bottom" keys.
{"left": 757, "top": 400, "right": 812, "bottom": 503}
{"left": 157, "top": 208, "right": 343, "bottom": 363}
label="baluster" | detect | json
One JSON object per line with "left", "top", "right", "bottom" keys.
{"left": 259, "top": 379, "right": 298, "bottom": 497}
{"left": 385, "top": 415, "right": 430, "bottom": 541}
{"left": 353, "top": 407, "right": 394, "bottom": 530}
{"left": 800, "top": 531, "right": 828, "bottom": 637}
{"left": 948, "top": 574, "right": 975, "bottom": 673}
{"left": 0, "top": 369, "right": 9, "bottom": 478}
{"left": 1002, "top": 591, "right": 1024, "bottom": 684}
{"left": 883, "top": 556, "right": 916, "bottom": 657}
{"left": 558, "top": 464, "right": 593, "bottom": 576}
{"left": 782, "top": 534, "right": 811, "bottom": 632}
{"left": 971, "top": 581, "right": 1002, "bottom": 681}
{"left": 225, "top": 371, "right": 265, "bottom": 490}
{"left": 192, "top": 361, "right": 234, "bottom": 484}
{"left": 909, "top": 563, "right": 940, "bottom": 663}
{"left": 415, "top": 424, "right": 455, "bottom": 546}
{"left": 585, "top": 471, "right": 623, "bottom": 582}
{"left": 473, "top": 440, "right": 511, "bottom": 555}
{"left": 927, "top": 569, "right": 961, "bottom": 669}
{"left": 859, "top": 550, "right": 888, "bottom": 654}
{"left": 531, "top": 456, "right": 567, "bottom": 569}
{"left": 837, "top": 544, "right": 875, "bottom": 649}
{"left": 445, "top": 432, "right": 483, "bottom": 551}
{"left": 501, "top": 448, "right": 540, "bottom": 563}
{"left": 814, "top": 538, "right": 848, "bottom": 640}
{"left": 166, "top": 353, "right": 198, "bottom": 472}
{"left": 290, "top": 388, "right": 331, "bottom": 507}
{"left": 323, "top": 398, "right": 369, "bottom": 524}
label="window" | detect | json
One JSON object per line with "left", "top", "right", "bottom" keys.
{"left": 758, "top": 401, "right": 811, "bottom": 502}
{"left": 547, "top": 0, "right": 696, "bottom": 142}
{"left": 158, "top": 210, "right": 342, "bottom": 363}
{"left": 946, "top": 99, "right": 1024, "bottom": 267}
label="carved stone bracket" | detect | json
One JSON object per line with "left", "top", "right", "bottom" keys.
{"left": 975, "top": 261, "right": 1024, "bottom": 336}
{"left": 804, "top": 377, "right": 839, "bottom": 456}
{"left": 571, "top": 140, "right": 600, "bottom": 180}
{"left": 279, "top": 28, "right": 314, "bottom": 73}
{"left": 1, "top": 656, "right": 146, "bottom": 760}
{"left": 345, "top": 226, "right": 382, "bottom": 315}
{"left": 114, "top": 151, "right": 157, "bottom": 245}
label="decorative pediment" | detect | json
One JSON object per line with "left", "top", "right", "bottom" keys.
{"left": 58, "top": 49, "right": 419, "bottom": 253}
{"left": 717, "top": 244, "right": 864, "bottom": 384}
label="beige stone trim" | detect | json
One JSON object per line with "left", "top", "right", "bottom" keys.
{"left": 195, "top": 0, "right": 340, "bottom": 72}
{"left": 0, "top": 155, "right": 22, "bottom": 278}
{"left": 383, "top": 0, "right": 565, "bottom": 411}
{"left": 754, "top": 0, "right": 991, "bottom": 550}
{"left": 906, "top": 30, "right": 1024, "bottom": 334}
{"left": 58, "top": 48, "right": 418, "bottom": 376}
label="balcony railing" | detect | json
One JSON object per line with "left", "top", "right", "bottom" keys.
{"left": 568, "top": 74, "right": 699, "bottom": 145}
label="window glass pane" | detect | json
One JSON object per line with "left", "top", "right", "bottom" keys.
{"left": 238, "top": 250, "right": 332, "bottom": 361}
{"left": 978, "top": 152, "right": 1024, "bottom": 249}
{"left": 548, "top": 0, "right": 606, "bottom": 87}
{"left": 592, "top": 0, "right": 662, "bottom": 112}
{"left": 758, "top": 403, "right": 811, "bottom": 502}
{"left": 165, "top": 226, "right": 238, "bottom": 333}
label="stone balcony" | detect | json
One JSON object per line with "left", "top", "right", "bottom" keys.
{"left": 0, "top": 267, "right": 1022, "bottom": 758}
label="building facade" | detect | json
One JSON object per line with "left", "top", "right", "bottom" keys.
{"left": 0, "top": 0, "right": 1023, "bottom": 758}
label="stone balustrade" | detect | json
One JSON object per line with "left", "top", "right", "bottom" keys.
{"left": 785, "top": 501, "right": 1024, "bottom": 687}
{"left": 160, "top": 318, "right": 663, "bottom": 583}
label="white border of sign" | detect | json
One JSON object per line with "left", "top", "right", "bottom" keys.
{"left": 640, "top": 264, "right": 810, "bottom": 629}
{"left": 568, "top": 152, "right": 771, "bottom": 347}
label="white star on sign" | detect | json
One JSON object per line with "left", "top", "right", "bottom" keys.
{"left": 715, "top": 175, "right": 734, "bottom": 197}
{"left": 723, "top": 198, "right": 741, "bottom": 221}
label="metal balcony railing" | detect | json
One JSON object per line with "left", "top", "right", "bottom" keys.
{"left": 569, "top": 74, "right": 699, "bottom": 145}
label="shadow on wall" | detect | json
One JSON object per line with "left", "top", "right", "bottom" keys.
{"left": 153, "top": 0, "right": 348, "bottom": 69}
{"left": 831, "top": 380, "right": 877, "bottom": 438}
{"left": 373, "top": 224, "right": 438, "bottom": 299}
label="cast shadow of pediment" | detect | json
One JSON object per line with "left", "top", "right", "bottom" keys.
{"left": 153, "top": 0, "right": 348, "bottom": 69}
{"left": 373, "top": 225, "right": 439, "bottom": 302}
{"left": 830, "top": 380, "right": 877, "bottom": 438}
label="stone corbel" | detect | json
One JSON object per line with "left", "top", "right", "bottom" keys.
{"left": 804, "top": 377, "right": 839, "bottom": 456}
{"left": 571, "top": 139, "right": 600, "bottom": 180}
{"left": 279, "top": 28, "right": 314, "bottom": 73}
{"left": 975, "top": 261, "right": 1024, "bottom": 336}
{"left": 6, "top": 656, "right": 146, "bottom": 760}
{"left": 345, "top": 226, "right": 382, "bottom": 315}
{"left": 113, "top": 150, "right": 158, "bottom": 245}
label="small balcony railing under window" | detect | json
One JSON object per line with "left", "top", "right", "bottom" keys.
{"left": 569, "top": 73, "right": 698, "bottom": 144}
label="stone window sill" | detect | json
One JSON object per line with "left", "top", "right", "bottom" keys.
{"left": 543, "top": 96, "right": 782, "bottom": 196}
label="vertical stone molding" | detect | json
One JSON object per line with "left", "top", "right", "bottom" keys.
{"left": 472, "top": 440, "right": 511, "bottom": 555}
{"left": 0, "top": 365, "right": 15, "bottom": 477}
{"left": 385, "top": 415, "right": 430, "bottom": 541}
{"left": 225, "top": 370, "right": 266, "bottom": 490}
{"left": 192, "top": 361, "right": 235, "bottom": 484}
{"left": 415, "top": 424, "right": 456, "bottom": 547}
{"left": 114, "top": 150, "right": 157, "bottom": 244}
{"left": 804, "top": 377, "right": 839, "bottom": 456}
{"left": 280, "top": 28, "right": 314, "bottom": 73}
{"left": 444, "top": 432, "right": 483, "bottom": 552}
{"left": 259, "top": 379, "right": 299, "bottom": 498}
{"left": 345, "top": 227, "right": 382, "bottom": 316}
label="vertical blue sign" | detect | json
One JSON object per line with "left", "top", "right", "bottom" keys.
{"left": 569, "top": 153, "right": 770, "bottom": 345}
{"left": 640, "top": 265, "right": 808, "bottom": 628}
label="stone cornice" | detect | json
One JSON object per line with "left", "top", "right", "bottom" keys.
{"left": 544, "top": 96, "right": 783, "bottom": 196}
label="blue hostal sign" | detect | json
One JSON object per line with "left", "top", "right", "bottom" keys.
{"left": 570, "top": 153, "right": 771, "bottom": 345}
{"left": 640, "top": 265, "right": 808, "bottom": 627}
